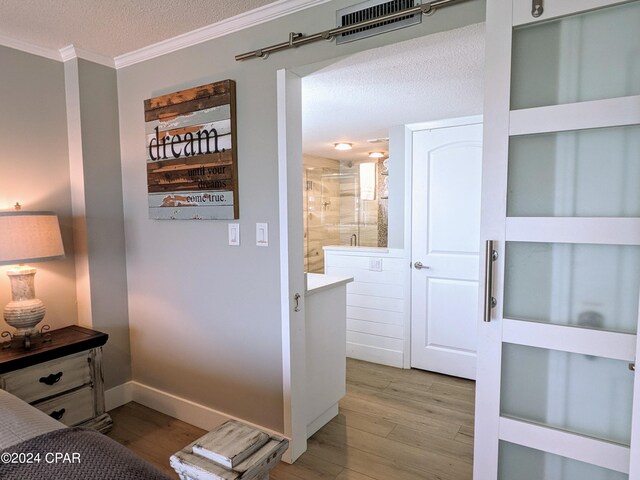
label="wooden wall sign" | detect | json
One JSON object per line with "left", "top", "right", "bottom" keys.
{"left": 144, "top": 80, "right": 238, "bottom": 220}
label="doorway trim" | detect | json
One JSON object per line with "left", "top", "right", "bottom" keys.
{"left": 277, "top": 68, "right": 307, "bottom": 463}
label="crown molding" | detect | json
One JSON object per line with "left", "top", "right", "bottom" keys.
{"left": 114, "top": 0, "right": 331, "bottom": 69}
{"left": 0, "top": 32, "right": 61, "bottom": 61}
{"left": 0, "top": 0, "right": 329, "bottom": 70}
{"left": 59, "top": 45, "right": 116, "bottom": 68}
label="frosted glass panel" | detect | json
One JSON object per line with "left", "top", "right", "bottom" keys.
{"left": 504, "top": 243, "right": 640, "bottom": 334}
{"left": 507, "top": 126, "right": 640, "bottom": 217}
{"left": 511, "top": 1, "right": 640, "bottom": 109}
{"left": 501, "top": 344, "right": 634, "bottom": 444}
{"left": 499, "top": 441, "right": 628, "bottom": 480}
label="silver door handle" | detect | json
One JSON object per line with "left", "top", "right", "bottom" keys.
{"left": 483, "top": 240, "right": 498, "bottom": 322}
{"left": 414, "top": 262, "right": 429, "bottom": 270}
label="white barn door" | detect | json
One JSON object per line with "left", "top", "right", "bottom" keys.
{"left": 475, "top": 0, "right": 640, "bottom": 478}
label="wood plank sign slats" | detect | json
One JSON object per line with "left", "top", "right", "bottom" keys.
{"left": 191, "top": 420, "right": 270, "bottom": 469}
{"left": 144, "top": 80, "right": 239, "bottom": 220}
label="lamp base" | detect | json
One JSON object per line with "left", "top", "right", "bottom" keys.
{"left": 3, "top": 266, "right": 46, "bottom": 338}
{"left": 1, "top": 325, "right": 52, "bottom": 350}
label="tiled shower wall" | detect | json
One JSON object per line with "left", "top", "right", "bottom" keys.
{"left": 303, "top": 156, "right": 389, "bottom": 273}
{"left": 303, "top": 157, "right": 340, "bottom": 273}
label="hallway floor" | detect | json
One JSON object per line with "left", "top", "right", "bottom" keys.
{"left": 273, "top": 359, "right": 474, "bottom": 480}
{"left": 107, "top": 358, "right": 475, "bottom": 480}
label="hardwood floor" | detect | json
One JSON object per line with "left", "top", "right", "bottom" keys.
{"left": 107, "top": 358, "right": 475, "bottom": 480}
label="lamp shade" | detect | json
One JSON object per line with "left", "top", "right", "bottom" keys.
{"left": 0, "top": 212, "right": 65, "bottom": 265}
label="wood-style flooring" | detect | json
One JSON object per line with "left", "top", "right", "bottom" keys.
{"left": 107, "top": 358, "right": 475, "bottom": 480}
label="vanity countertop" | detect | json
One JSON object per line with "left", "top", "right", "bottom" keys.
{"left": 323, "top": 245, "right": 389, "bottom": 253}
{"left": 305, "top": 273, "right": 353, "bottom": 296}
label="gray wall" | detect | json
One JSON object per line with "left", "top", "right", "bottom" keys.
{"left": 387, "top": 125, "right": 409, "bottom": 249}
{"left": 0, "top": 45, "right": 78, "bottom": 332}
{"left": 0, "top": 47, "right": 131, "bottom": 389}
{"left": 76, "top": 59, "right": 132, "bottom": 388}
{"left": 117, "top": 0, "right": 485, "bottom": 432}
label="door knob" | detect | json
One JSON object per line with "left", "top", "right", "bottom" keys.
{"left": 414, "top": 261, "right": 429, "bottom": 270}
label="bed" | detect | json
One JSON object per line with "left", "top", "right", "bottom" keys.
{"left": 0, "top": 389, "right": 173, "bottom": 479}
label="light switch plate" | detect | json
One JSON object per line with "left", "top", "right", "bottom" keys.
{"left": 256, "top": 223, "right": 268, "bottom": 247}
{"left": 228, "top": 223, "right": 240, "bottom": 246}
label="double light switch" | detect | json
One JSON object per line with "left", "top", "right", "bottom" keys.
{"left": 228, "top": 223, "right": 269, "bottom": 247}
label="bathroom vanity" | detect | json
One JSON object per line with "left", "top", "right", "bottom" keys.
{"left": 304, "top": 272, "right": 353, "bottom": 438}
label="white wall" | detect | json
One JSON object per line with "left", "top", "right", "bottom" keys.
{"left": 325, "top": 247, "right": 408, "bottom": 367}
{"left": 117, "top": 0, "right": 486, "bottom": 432}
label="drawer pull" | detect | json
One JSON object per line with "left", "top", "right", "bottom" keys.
{"left": 50, "top": 408, "right": 66, "bottom": 421}
{"left": 39, "top": 372, "right": 63, "bottom": 386}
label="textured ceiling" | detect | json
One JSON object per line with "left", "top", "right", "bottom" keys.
{"left": 302, "top": 23, "right": 485, "bottom": 162}
{"left": 0, "top": 0, "right": 279, "bottom": 58}
{"left": 0, "top": 0, "right": 484, "bottom": 162}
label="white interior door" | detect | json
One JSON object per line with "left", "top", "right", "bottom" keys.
{"left": 476, "top": 1, "right": 640, "bottom": 478}
{"left": 410, "top": 121, "right": 482, "bottom": 380}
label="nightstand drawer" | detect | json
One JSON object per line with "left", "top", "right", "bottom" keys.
{"left": 1, "top": 351, "right": 91, "bottom": 403}
{"left": 33, "top": 386, "right": 94, "bottom": 426}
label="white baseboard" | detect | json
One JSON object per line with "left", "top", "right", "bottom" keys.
{"left": 132, "top": 382, "right": 229, "bottom": 432}
{"left": 347, "top": 342, "right": 404, "bottom": 368}
{"left": 306, "top": 403, "right": 338, "bottom": 439}
{"left": 105, "top": 381, "right": 134, "bottom": 411}
{"left": 108, "top": 381, "right": 283, "bottom": 440}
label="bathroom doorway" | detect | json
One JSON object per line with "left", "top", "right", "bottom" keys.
{"left": 301, "top": 23, "right": 485, "bottom": 366}
{"left": 279, "top": 22, "right": 485, "bottom": 461}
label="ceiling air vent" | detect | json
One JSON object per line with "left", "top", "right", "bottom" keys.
{"left": 336, "top": 0, "right": 422, "bottom": 45}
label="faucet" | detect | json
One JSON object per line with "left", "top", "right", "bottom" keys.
{"left": 350, "top": 233, "right": 358, "bottom": 247}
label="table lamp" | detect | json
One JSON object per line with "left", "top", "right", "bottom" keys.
{"left": 0, "top": 207, "right": 65, "bottom": 349}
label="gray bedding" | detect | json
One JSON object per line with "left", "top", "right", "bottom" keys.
{"left": 0, "top": 427, "right": 173, "bottom": 480}
{"left": 0, "top": 390, "right": 173, "bottom": 479}
{"left": 0, "top": 389, "right": 63, "bottom": 449}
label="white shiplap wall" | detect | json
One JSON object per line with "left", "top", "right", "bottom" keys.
{"left": 324, "top": 247, "right": 409, "bottom": 368}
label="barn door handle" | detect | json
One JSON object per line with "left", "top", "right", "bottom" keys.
{"left": 484, "top": 240, "right": 498, "bottom": 322}
{"left": 294, "top": 293, "right": 301, "bottom": 312}
{"left": 532, "top": 0, "right": 543, "bottom": 17}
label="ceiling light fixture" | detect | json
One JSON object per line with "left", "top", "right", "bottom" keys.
{"left": 368, "top": 152, "right": 385, "bottom": 158}
{"left": 334, "top": 143, "right": 353, "bottom": 151}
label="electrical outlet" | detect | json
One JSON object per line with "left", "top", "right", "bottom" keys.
{"left": 369, "top": 258, "right": 382, "bottom": 272}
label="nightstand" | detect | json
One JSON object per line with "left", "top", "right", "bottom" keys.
{"left": 0, "top": 325, "right": 112, "bottom": 433}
